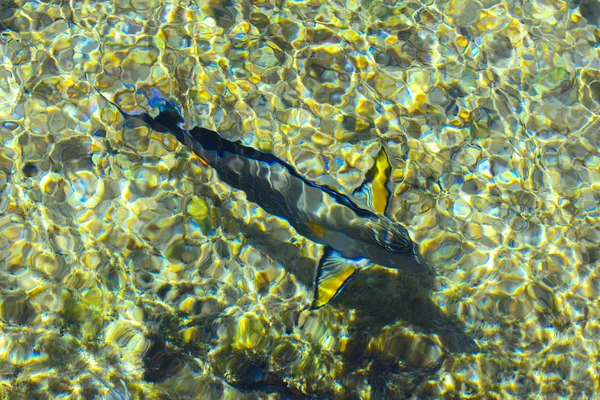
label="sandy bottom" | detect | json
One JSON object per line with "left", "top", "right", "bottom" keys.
{"left": 0, "top": 0, "right": 598, "bottom": 398}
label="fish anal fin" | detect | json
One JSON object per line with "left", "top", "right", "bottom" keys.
{"left": 311, "top": 248, "right": 363, "bottom": 309}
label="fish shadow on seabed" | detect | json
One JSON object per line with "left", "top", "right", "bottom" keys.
{"left": 237, "top": 218, "right": 480, "bottom": 397}
{"left": 236, "top": 215, "right": 479, "bottom": 353}
{"left": 334, "top": 267, "right": 479, "bottom": 355}
{"left": 92, "top": 84, "right": 479, "bottom": 396}
{"left": 331, "top": 266, "right": 480, "bottom": 397}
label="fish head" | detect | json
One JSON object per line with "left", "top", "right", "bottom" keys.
{"left": 364, "top": 222, "right": 430, "bottom": 273}
{"left": 366, "top": 242, "right": 429, "bottom": 273}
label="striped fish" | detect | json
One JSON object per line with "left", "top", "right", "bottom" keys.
{"left": 96, "top": 91, "right": 429, "bottom": 308}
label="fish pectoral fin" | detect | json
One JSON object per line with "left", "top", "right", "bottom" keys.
{"left": 311, "top": 248, "right": 364, "bottom": 309}
{"left": 352, "top": 146, "right": 392, "bottom": 216}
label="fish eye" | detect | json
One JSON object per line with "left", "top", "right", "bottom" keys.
{"left": 384, "top": 231, "right": 395, "bottom": 243}
{"left": 381, "top": 232, "right": 396, "bottom": 251}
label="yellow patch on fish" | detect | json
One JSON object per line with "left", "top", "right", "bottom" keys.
{"left": 195, "top": 155, "right": 210, "bottom": 167}
{"left": 370, "top": 147, "right": 391, "bottom": 215}
{"left": 312, "top": 250, "right": 367, "bottom": 309}
{"left": 309, "top": 221, "right": 327, "bottom": 237}
{"left": 313, "top": 262, "right": 358, "bottom": 309}
{"left": 351, "top": 146, "right": 392, "bottom": 216}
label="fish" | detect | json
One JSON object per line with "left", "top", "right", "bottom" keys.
{"left": 93, "top": 88, "right": 429, "bottom": 308}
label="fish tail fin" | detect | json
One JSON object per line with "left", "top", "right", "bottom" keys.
{"left": 87, "top": 80, "right": 129, "bottom": 120}
{"left": 151, "top": 100, "right": 188, "bottom": 143}
{"left": 84, "top": 72, "right": 187, "bottom": 140}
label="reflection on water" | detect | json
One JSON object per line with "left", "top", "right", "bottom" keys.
{"left": 0, "top": 0, "right": 599, "bottom": 398}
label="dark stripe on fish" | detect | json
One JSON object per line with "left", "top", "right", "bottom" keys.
{"left": 148, "top": 101, "right": 375, "bottom": 220}
{"left": 93, "top": 88, "right": 429, "bottom": 307}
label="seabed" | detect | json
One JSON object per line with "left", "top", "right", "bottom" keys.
{"left": 0, "top": 0, "right": 599, "bottom": 398}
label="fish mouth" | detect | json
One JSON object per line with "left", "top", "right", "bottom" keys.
{"left": 390, "top": 252, "right": 430, "bottom": 274}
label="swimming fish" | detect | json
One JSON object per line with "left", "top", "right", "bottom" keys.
{"left": 94, "top": 89, "right": 429, "bottom": 308}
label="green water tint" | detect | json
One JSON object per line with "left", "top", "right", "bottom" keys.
{"left": 0, "top": 0, "right": 598, "bottom": 398}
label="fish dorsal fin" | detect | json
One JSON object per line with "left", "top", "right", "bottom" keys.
{"left": 312, "top": 248, "right": 368, "bottom": 309}
{"left": 352, "top": 146, "right": 392, "bottom": 216}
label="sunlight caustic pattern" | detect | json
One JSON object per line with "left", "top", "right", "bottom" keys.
{"left": 0, "top": 0, "right": 599, "bottom": 398}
